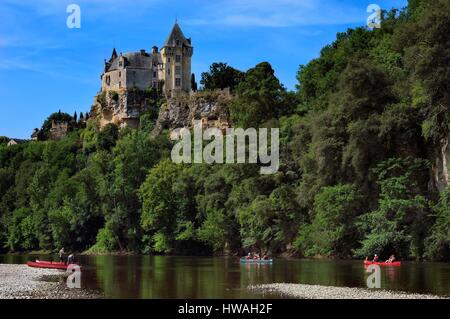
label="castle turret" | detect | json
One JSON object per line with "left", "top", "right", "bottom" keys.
{"left": 161, "top": 22, "right": 193, "bottom": 97}
{"left": 110, "top": 48, "right": 118, "bottom": 61}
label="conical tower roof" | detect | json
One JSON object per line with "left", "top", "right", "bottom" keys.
{"left": 163, "top": 23, "right": 192, "bottom": 48}
{"left": 110, "top": 48, "right": 118, "bottom": 61}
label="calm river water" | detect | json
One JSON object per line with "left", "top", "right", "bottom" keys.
{"left": 0, "top": 255, "right": 448, "bottom": 298}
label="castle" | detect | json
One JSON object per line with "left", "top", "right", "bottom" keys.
{"left": 101, "top": 23, "right": 193, "bottom": 98}
{"left": 93, "top": 22, "right": 194, "bottom": 128}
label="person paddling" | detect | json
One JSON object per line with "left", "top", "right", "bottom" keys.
{"left": 386, "top": 254, "right": 396, "bottom": 263}
{"left": 372, "top": 254, "right": 379, "bottom": 262}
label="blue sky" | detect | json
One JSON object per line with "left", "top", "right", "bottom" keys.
{"left": 0, "top": 0, "right": 407, "bottom": 139}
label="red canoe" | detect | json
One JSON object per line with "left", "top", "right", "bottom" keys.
{"left": 26, "top": 261, "right": 80, "bottom": 270}
{"left": 364, "top": 260, "right": 401, "bottom": 267}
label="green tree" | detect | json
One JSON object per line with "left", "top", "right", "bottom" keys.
{"left": 7, "top": 208, "right": 38, "bottom": 251}
{"left": 393, "top": 0, "right": 450, "bottom": 143}
{"left": 0, "top": 137, "right": 9, "bottom": 145}
{"left": 97, "top": 123, "right": 119, "bottom": 151}
{"left": 230, "top": 62, "right": 290, "bottom": 128}
{"left": 97, "top": 130, "right": 169, "bottom": 252}
{"left": 140, "top": 160, "right": 186, "bottom": 253}
{"left": 355, "top": 157, "right": 431, "bottom": 259}
{"left": 200, "top": 62, "right": 244, "bottom": 91}
{"left": 424, "top": 188, "right": 450, "bottom": 261}
{"left": 191, "top": 73, "right": 198, "bottom": 92}
{"left": 237, "top": 179, "right": 301, "bottom": 255}
{"left": 196, "top": 166, "right": 239, "bottom": 252}
{"left": 295, "top": 184, "right": 363, "bottom": 258}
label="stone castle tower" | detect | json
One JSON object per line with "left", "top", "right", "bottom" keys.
{"left": 160, "top": 23, "right": 193, "bottom": 97}
{"left": 100, "top": 22, "right": 193, "bottom": 98}
{"left": 93, "top": 23, "right": 194, "bottom": 128}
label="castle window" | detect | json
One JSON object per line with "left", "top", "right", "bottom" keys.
{"left": 176, "top": 55, "right": 181, "bottom": 63}
{"left": 176, "top": 40, "right": 180, "bottom": 46}
{"left": 119, "top": 71, "right": 122, "bottom": 78}
{"left": 175, "top": 66, "right": 181, "bottom": 75}
{"left": 168, "top": 58, "right": 171, "bottom": 63}
{"left": 153, "top": 71, "right": 157, "bottom": 78}
{"left": 168, "top": 68, "right": 171, "bottom": 75}
{"left": 175, "top": 78, "right": 181, "bottom": 87}
{"left": 119, "top": 81, "right": 122, "bottom": 88}
{"left": 119, "top": 61, "right": 123, "bottom": 68}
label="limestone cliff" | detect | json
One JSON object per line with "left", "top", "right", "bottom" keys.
{"left": 153, "top": 89, "right": 232, "bottom": 136}
{"left": 91, "top": 89, "right": 156, "bottom": 129}
{"left": 431, "top": 133, "right": 450, "bottom": 192}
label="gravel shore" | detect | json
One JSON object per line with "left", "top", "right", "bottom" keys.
{"left": 0, "top": 264, "right": 102, "bottom": 299}
{"left": 250, "top": 283, "right": 447, "bottom": 299}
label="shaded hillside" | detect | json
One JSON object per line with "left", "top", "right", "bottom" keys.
{"left": 0, "top": 0, "right": 448, "bottom": 260}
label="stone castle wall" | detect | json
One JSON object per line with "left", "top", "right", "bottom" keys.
{"left": 49, "top": 121, "right": 69, "bottom": 141}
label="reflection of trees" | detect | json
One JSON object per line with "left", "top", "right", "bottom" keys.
{"left": 84, "top": 256, "right": 449, "bottom": 298}
{"left": 93, "top": 255, "right": 118, "bottom": 297}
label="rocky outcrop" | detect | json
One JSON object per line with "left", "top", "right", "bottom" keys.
{"left": 153, "top": 89, "right": 233, "bottom": 135}
{"left": 431, "top": 133, "right": 450, "bottom": 192}
{"left": 91, "top": 89, "right": 156, "bottom": 129}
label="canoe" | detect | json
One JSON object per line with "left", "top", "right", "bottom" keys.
{"left": 34, "top": 261, "right": 66, "bottom": 266}
{"left": 364, "top": 260, "right": 401, "bottom": 267}
{"left": 27, "top": 261, "right": 68, "bottom": 270}
{"left": 26, "top": 261, "right": 80, "bottom": 270}
{"left": 240, "top": 258, "right": 273, "bottom": 264}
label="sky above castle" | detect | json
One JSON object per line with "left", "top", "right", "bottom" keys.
{"left": 0, "top": 0, "right": 407, "bottom": 139}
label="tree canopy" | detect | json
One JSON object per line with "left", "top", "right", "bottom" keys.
{"left": 0, "top": 0, "right": 448, "bottom": 260}
{"left": 200, "top": 62, "right": 244, "bottom": 92}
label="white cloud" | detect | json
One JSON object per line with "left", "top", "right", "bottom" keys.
{"left": 185, "top": 0, "right": 365, "bottom": 27}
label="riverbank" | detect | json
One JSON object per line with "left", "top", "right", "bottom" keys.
{"left": 0, "top": 264, "right": 102, "bottom": 299}
{"left": 250, "top": 283, "right": 447, "bottom": 299}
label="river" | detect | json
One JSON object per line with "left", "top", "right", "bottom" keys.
{"left": 0, "top": 255, "right": 448, "bottom": 298}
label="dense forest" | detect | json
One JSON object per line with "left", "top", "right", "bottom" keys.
{"left": 0, "top": 0, "right": 448, "bottom": 261}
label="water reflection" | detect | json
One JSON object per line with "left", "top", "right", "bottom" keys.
{"left": 0, "top": 255, "right": 448, "bottom": 298}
